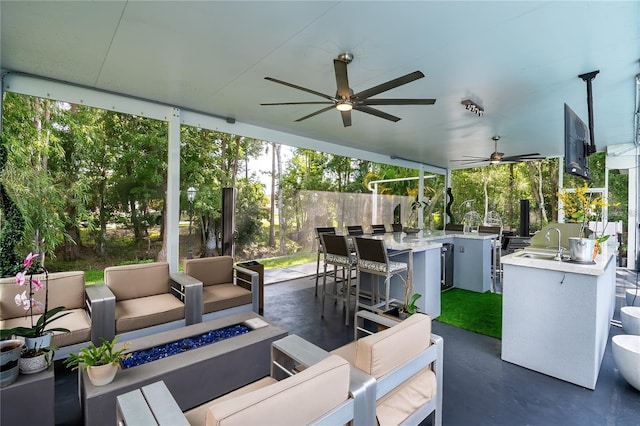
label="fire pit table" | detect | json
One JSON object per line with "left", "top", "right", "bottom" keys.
{"left": 80, "top": 312, "right": 287, "bottom": 425}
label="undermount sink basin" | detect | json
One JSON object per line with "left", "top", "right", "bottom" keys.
{"left": 514, "top": 250, "right": 562, "bottom": 261}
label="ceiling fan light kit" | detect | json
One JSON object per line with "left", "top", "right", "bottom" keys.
{"left": 335, "top": 100, "right": 353, "bottom": 111}
{"left": 261, "top": 53, "right": 436, "bottom": 127}
{"left": 452, "top": 135, "right": 542, "bottom": 166}
{"left": 461, "top": 99, "right": 484, "bottom": 116}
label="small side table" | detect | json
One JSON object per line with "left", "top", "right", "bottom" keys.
{"left": 0, "top": 365, "right": 55, "bottom": 426}
{"left": 355, "top": 309, "right": 400, "bottom": 338}
{"left": 271, "top": 334, "right": 330, "bottom": 380}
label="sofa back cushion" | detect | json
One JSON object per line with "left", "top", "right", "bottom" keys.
{"left": 206, "top": 354, "right": 350, "bottom": 426}
{"left": 105, "top": 262, "right": 170, "bottom": 301}
{"left": 184, "top": 256, "right": 233, "bottom": 287}
{"left": 0, "top": 271, "right": 85, "bottom": 320}
{"left": 355, "top": 313, "right": 431, "bottom": 378}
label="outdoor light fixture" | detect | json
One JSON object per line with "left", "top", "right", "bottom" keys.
{"left": 335, "top": 100, "right": 353, "bottom": 111}
{"left": 461, "top": 99, "right": 484, "bottom": 116}
{"left": 187, "top": 186, "right": 196, "bottom": 203}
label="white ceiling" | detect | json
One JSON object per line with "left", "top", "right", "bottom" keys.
{"left": 1, "top": 1, "right": 639, "bottom": 171}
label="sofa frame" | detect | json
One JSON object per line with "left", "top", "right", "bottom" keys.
{"left": 87, "top": 263, "right": 203, "bottom": 343}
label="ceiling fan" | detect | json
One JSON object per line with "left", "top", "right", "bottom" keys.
{"left": 261, "top": 52, "right": 436, "bottom": 127}
{"left": 452, "top": 136, "right": 544, "bottom": 165}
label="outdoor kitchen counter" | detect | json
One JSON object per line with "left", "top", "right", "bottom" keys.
{"left": 360, "top": 230, "right": 498, "bottom": 318}
{"left": 500, "top": 251, "right": 616, "bottom": 389}
{"left": 395, "top": 230, "right": 498, "bottom": 294}
{"left": 501, "top": 249, "right": 615, "bottom": 275}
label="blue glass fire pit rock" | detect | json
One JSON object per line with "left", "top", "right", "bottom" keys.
{"left": 121, "top": 324, "right": 250, "bottom": 369}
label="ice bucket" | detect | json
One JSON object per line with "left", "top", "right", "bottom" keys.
{"left": 568, "top": 237, "right": 595, "bottom": 262}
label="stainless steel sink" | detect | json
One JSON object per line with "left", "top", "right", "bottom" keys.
{"left": 514, "top": 250, "right": 563, "bottom": 261}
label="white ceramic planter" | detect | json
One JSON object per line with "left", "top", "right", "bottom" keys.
{"left": 626, "top": 289, "right": 640, "bottom": 307}
{"left": 87, "top": 363, "right": 119, "bottom": 386}
{"left": 0, "top": 340, "right": 23, "bottom": 387}
{"left": 24, "top": 333, "right": 52, "bottom": 350}
{"left": 612, "top": 334, "right": 640, "bottom": 391}
{"left": 19, "top": 352, "right": 51, "bottom": 375}
{"left": 621, "top": 307, "right": 640, "bottom": 335}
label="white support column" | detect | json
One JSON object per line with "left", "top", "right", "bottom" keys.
{"left": 167, "top": 108, "right": 181, "bottom": 273}
{"left": 629, "top": 155, "right": 639, "bottom": 269}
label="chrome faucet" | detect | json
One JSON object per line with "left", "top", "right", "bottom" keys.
{"left": 545, "top": 227, "right": 562, "bottom": 260}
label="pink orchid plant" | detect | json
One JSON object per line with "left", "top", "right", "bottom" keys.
{"left": 0, "top": 252, "right": 70, "bottom": 340}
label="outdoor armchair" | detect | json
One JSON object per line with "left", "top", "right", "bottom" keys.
{"left": 91, "top": 262, "right": 202, "bottom": 342}
{"left": 1, "top": 271, "right": 97, "bottom": 360}
{"left": 116, "top": 335, "right": 375, "bottom": 426}
{"left": 183, "top": 256, "right": 259, "bottom": 323}
{"left": 332, "top": 313, "right": 443, "bottom": 426}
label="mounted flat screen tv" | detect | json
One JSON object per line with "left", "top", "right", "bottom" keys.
{"left": 564, "top": 103, "right": 591, "bottom": 180}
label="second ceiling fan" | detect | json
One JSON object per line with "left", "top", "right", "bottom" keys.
{"left": 261, "top": 53, "right": 436, "bottom": 127}
{"left": 452, "top": 136, "right": 544, "bottom": 165}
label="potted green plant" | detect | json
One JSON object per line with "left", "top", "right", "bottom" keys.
{"left": 406, "top": 198, "right": 429, "bottom": 233}
{"left": 64, "top": 337, "right": 130, "bottom": 386}
{"left": 0, "top": 253, "right": 70, "bottom": 347}
{"left": 19, "top": 345, "right": 55, "bottom": 375}
{"left": 557, "top": 182, "right": 617, "bottom": 261}
{"left": 403, "top": 293, "right": 422, "bottom": 317}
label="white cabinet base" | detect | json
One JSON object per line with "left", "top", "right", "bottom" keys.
{"left": 501, "top": 254, "right": 616, "bottom": 389}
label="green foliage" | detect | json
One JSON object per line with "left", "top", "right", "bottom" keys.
{"left": 0, "top": 91, "right": 630, "bottom": 267}
{"left": 405, "top": 293, "right": 422, "bottom": 316}
{"left": 64, "top": 337, "right": 130, "bottom": 370}
{"left": 0, "top": 133, "right": 25, "bottom": 276}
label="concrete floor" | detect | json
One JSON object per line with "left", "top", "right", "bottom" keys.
{"left": 54, "top": 267, "right": 640, "bottom": 425}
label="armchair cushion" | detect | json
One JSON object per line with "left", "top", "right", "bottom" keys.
{"left": 203, "top": 285, "right": 251, "bottom": 314}
{"left": 105, "top": 262, "right": 171, "bottom": 301}
{"left": 184, "top": 257, "right": 252, "bottom": 315}
{"left": 0, "top": 271, "right": 86, "bottom": 320}
{"left": 204, "top": 354, "right": 350, "bottom": 426}
{"left": 331, "top": 313, "right": 437, "bottom": 426}
{"left": 184, "top": 257, "right": 233, "bottom": 287}
{"left": 114, "top": 293, "right": 184, "bottom": 334}
{"left": 184, "top": 377, "right": 277, "bottom": 426}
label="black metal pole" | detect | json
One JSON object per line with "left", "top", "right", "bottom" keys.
{"left": 187, "top": 201, "right": 193, "bottom": 259}
{"left": 578, "top": 70, "right": 599, "bottom": 154}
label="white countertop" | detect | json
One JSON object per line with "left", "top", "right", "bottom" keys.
{"left": 501, "top": 249, "right": 615, "bottom": 276}
{"left": 364, "top": 229, "right": 498, "bottom": 252}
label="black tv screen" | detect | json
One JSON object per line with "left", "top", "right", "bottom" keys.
{"left": 564, "top": 103, "right": 591, "bottom": 180}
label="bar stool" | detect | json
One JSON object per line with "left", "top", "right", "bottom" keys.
{"left": 314, "top": 227, "right": 336, "bottom": 296}
{"left": 352, "top": 237, "right": 412, "bottom": 327}
{"left": 320, "top": 234, "right": 357, "bottom": 325}
{"left": 372, "top": 224, "right": 387, "bottom": 234}
{"left": 347, "top": 225, "right": 364, "bottom": 236}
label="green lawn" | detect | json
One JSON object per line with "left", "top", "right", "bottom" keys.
{"left": 82, "top": 252, "right": 317, "bottom": 286}
{"left": 436, "top": 288, "right": 503, "bottom": 339}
